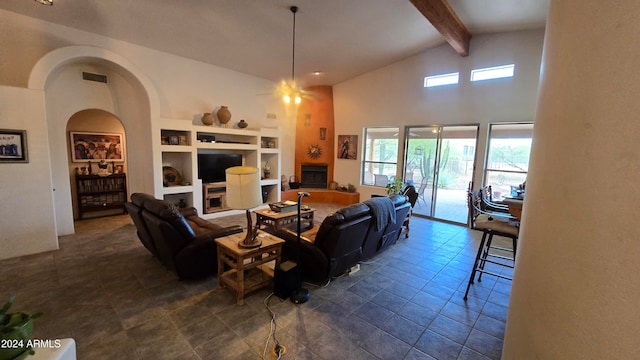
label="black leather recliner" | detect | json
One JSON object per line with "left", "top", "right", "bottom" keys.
{"left": 280, "top": 202, "right": 372, "bottom": 284}
{"left": 277, "top": 194, "right": 410, "bottom": 284}
{"left": 126, "top": 193, "right": 243, "bottom": 280}
{"left": 361, "top": 194, "right": 412, "bottom": 260}
{"left": 124, "top": 193, "right": 158, "bottom": 256}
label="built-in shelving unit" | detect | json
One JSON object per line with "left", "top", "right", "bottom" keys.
{"left": 75, "top": 173, "right": 127, "bottom": 219}
{"left": 154, "top": 119, "right": 281, "bottom": 218}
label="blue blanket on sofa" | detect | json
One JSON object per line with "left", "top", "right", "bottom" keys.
{"left": 363, "top": 196, "right": 396, "bottom": 231}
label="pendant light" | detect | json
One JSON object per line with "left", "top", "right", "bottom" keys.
{"left": 283, "top": 6, "right": 302, "bottom": 105}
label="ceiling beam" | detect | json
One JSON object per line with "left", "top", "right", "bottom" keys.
{"left": 409, "top": 0, "right": 471, "bottom": 56}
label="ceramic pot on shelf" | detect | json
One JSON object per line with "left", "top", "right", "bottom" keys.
{"left": 201, "top": 113, "right": 214, "bottom": 126}
{"left": 216, "top": 106, "right": 232, "bottom": 127}
{"left": 237, "top": 119, "right": 248, "bottom": 129}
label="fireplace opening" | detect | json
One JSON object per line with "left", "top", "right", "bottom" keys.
{"left": 301, "top": 164, "right": 328, "bottom": 189}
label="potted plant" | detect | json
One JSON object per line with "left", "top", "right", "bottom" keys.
{"left": 385, "top": 178, "right": 404, "bottom": 195}
{"left": 347, "top": 183, "right": 356, "bottom": 193}
{"left": 0, "top": 293, "right": 42, "bottom": 360}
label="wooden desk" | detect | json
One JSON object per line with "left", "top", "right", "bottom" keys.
{"left": 215, "top": 231, "right": 284, "bottom": 305}
{"left": 502, "top": 197, "right": 524, "bottom": 220}
{"left": 254, "top": 208, "right": 315, "bottom": 233}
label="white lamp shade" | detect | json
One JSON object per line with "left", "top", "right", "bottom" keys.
{"left": 225, "top": 166, "right": 263, "bottom": 210}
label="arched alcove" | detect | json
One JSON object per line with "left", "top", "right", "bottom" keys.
{"left": 29, "top": 46, "right": 160, "bottom": 235}
{"left": 66, "top": 109, "right": 128, "bottom": 219}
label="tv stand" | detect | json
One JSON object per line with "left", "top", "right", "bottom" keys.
{"left": 204, "top": 182, "right": 227, "bottom": 213}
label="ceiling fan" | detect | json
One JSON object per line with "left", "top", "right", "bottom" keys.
{"left": 259, "top": 6, "right": 318, "bottom": 104}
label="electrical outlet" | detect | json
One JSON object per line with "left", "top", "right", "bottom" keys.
{"left": 271, "top": 344, "right": 286, "bottom": 357}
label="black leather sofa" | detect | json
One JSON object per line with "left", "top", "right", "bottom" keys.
{"left": 125, "top": 193, "right": 243, "bottom": 280}
{"left": 276, "top": 194, "right": 411, "bottom": 284}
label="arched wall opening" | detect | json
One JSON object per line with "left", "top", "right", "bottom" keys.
{"left": 29, "top": 46, "right": 159, "bottom": 235}
{"left": 66, "top": 109, "right": 128, "bottom": 220}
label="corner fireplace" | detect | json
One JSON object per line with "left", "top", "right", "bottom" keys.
{"left": 301, "top": 164, "right": 328, "bottom": 188}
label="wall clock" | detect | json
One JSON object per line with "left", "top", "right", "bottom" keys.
{"left": 306, "top": 144, "right": 322, "bottom": 159}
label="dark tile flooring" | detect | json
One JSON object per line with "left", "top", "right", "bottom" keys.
{"left": 0, "top": 206, "right": 512, "bottom": 360}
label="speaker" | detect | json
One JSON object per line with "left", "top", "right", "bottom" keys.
{"left": 274, "top": 261, "right": 298, "bottom": 300}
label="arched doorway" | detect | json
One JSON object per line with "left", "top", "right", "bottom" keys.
{"left": 29, "top": 46, "right": 159, "bottom": 235}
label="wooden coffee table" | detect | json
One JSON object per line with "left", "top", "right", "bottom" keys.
{"left": 254, "top": 207, "right": 315, "bottom": 233}
{"left": 215, "top": 231, "right": 284, "bottom": 305}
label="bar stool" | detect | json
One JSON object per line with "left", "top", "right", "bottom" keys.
{"left": 464, "top": 190, "right": 519, "bottom": 300}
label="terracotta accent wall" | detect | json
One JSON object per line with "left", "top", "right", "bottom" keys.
{"left": 294, "top": 85, "right": 334, "bottom": 186}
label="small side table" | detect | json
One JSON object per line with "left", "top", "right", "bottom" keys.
{"left": 215, "top": 231, "right": 285, "bottom": 305}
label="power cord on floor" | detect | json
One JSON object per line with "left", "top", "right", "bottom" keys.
{"left": 262, "top": 292, "right": 285, "bottom": 359}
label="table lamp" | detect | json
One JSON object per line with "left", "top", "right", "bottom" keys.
{"left": 225, "top": 166, "right": 264, "bottom": 248}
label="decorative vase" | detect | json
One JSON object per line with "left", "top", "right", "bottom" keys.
{"left": 201, "top": 113, "right": 214, "bottom": 126}
{"left": 237, "top": 119, "right": 248, "bottom": 129}
{"left": 263, "top": 161, "right": 271, "bottom": 178}
{"left": 216, "top": 106, "right": 231, "bottom": 127}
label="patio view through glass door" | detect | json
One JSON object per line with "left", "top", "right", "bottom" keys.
{"left": 404, "top": 125, "right": 478, "bottom": 224}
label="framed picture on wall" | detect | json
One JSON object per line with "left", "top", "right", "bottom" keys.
{"left": 70, "top": 131, "right": 124, "bottom": 162}
{"left": 0, "top": 129, "right": 29, "bottom": 163}
{"left": 337, "top": 134, "right": 357, "bottom": 160}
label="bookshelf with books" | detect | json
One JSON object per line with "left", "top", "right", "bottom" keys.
{"left": 75, "top": 173, "right": 127, "bottom": 219}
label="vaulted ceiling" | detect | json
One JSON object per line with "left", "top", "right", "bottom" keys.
{"left": 0, "top": 0, "right": 548, "bottom": 86}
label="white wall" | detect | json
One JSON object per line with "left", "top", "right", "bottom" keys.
{"left": 503, "top": 1, "right": 640, "bottom": 358}
{"left": 0, "top": 86, "right": 58, "bottom": 260}
{"left": 334, "top": 29, "right": 545, "bottom": 199}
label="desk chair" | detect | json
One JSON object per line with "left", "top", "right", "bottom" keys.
{"left": 399, "top": 183, "right": 418, "bottom": 238}
{"left": 464, "top": 189, "right": 519, "bottom": 300}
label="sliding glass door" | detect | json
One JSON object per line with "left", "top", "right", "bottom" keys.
{"left": 404, "top": 125, "right": 479, "bottom": 224}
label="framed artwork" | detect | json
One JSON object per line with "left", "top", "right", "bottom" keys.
{"left": 178, "top": 135, "right": 188, "bottom": 145}
{"left": 169, "top": 135, "right": 179, "bottom": 145}
{"left": 70, "top": 131, "right": 124, "bottom": 162}
{"left": 337, "top": 135, "right": 357, "bottom": 160}
{"left": 0, "top": 129, "right": 28, "bottom": 163}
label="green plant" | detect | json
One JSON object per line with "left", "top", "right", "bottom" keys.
{"left": 385, "top": 178, "right": 404, "bottom": 195}
{"left": 1, "top": 293, "right": 42, "bottom": 359}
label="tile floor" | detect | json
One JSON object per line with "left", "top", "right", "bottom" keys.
{"left": 0, "top": 205, "right": 513, "bottom": 360}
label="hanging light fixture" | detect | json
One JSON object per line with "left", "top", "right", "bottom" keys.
{"left": 281, "top": 6, "right": 302, "bottom": 105}
{"left": 34, "top": 0, "right": 53, "bottom": 5}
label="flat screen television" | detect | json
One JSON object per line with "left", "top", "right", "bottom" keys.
{"left": 198, "top": 153, "right": 242, "bottom": 183}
